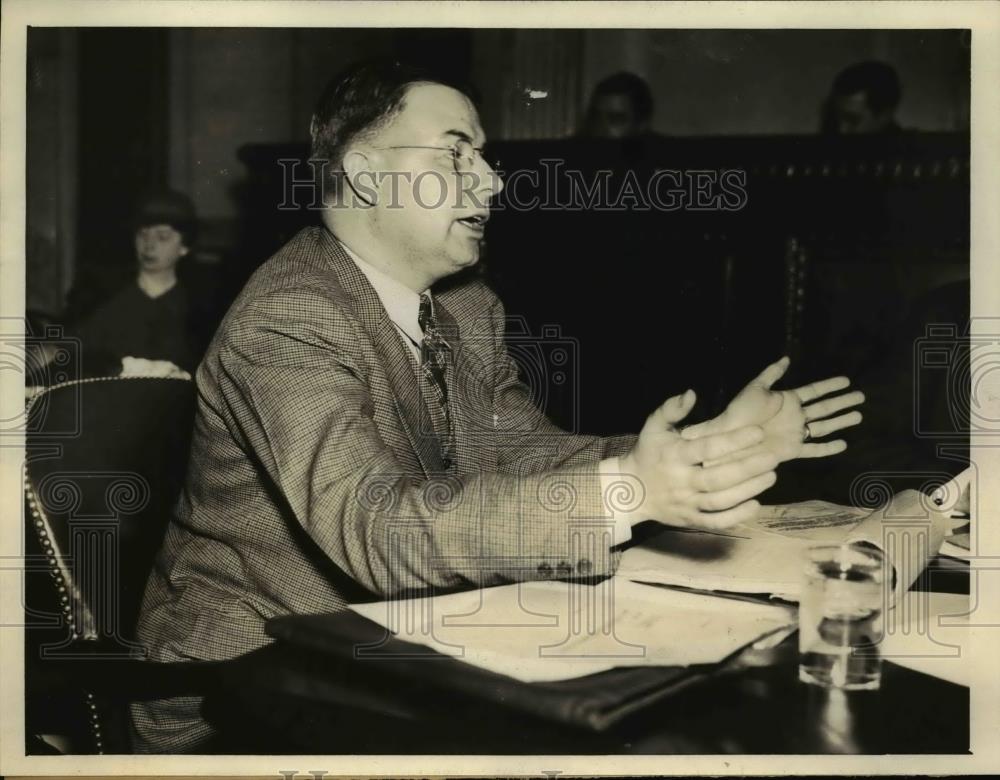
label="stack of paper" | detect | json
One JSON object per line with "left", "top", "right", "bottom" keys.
{"left": 351, "top": 579, "right": 796, "bottom": 683}
{"left": 618, "top": 526, "right": 811, "bottom": 601}
{"left": 619, "top": 490, "right": 954, "bottom": 602}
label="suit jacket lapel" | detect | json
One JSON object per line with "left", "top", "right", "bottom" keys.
{"left": 317, "top": 229, "right": 444, "bottom": 476}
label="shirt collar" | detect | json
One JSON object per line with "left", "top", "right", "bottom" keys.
{"left": 339, "top": 240, "right": 425, "bottom": 347}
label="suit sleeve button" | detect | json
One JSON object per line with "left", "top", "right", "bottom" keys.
{"left": 576, "top": 558, "right": 593, "bottom": 575}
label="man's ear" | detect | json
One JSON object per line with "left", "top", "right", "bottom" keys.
{"left": 341, "top": 148, "right": 379, "bottom": 207}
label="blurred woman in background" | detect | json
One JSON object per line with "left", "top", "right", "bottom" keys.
{"left": 75, "top": 190, "right": 201, "bottom": 377}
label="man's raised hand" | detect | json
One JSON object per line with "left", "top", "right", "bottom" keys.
{"left": 680, "top": 357, "right": 865, "bottom": 466}
{"left": 619, "top": 390, "right": 778, "bottom": 532}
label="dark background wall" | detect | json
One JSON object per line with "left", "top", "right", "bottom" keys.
{"left": 24, "top": 28, "right": 970, "bottom": 471}
{"left": 27, "top": 27, "right": 969, "bottom": 305}
{"left": 581, "top": 29, "right": 969, "bottom": 136}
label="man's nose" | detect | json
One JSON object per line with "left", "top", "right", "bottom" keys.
{"left": 476, "top": 155, "right": 503, "bottom": 200}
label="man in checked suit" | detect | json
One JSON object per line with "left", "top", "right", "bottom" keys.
{"left": 132, "top": 60, "right": 864, "bottom": 752}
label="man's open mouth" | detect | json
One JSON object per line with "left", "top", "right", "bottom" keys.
{"left": 457, "top": 214, "right": 489, "bottom": 229}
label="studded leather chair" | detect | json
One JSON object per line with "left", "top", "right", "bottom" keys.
{"left": 23, "top": 375, "right": 221, "bottom": 753}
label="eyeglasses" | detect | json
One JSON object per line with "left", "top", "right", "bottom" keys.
{"left": 374, "top": 138, "right": 498, "bottom": 174}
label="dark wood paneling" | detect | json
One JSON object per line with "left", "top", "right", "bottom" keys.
{"left": 70, "top": 28, "right": 169, "bottom": 321}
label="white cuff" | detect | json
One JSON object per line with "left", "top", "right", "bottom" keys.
{"left": 598, "top": 456, "right": 644, "bottom": 546}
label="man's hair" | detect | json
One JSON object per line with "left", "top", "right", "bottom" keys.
{"left": 310, "top": 59, "right": 476, "bottom": 200}
{"left": 589, "top": 71, "right": 654, "bottom": 123}
{"left": 830, "top": 60, "right": 902, "bottom": 114}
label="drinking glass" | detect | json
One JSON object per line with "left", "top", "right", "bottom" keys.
{"left": 798, "top": 543, "right": 885, "bottom": 690}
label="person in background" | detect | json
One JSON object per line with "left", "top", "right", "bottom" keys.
{"left": 75, "top": 190, "right": 200, "bottom": 377}
{"left": 821, "top": 60, "right": 904, "bottom": 136}
{"left": 579, "top": 71, "right": 655, "bottom": 140}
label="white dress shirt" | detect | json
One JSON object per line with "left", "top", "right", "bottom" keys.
{"left": 340, "top": 242, "right": 424, "bottom": 360}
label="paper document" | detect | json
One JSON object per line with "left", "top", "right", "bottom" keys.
{"left": 940, "top": 530, "right": 970, "bottom": 560}
{"left": 742, "top": 501, "right": 869, "bottom": 541}
{"left": 935, "top": 466, "right": 974, "bottom": 560}
{"left": 931, "top": 466, "right": 973, "bottom": 515}
{"left": 619, "top": 490, "right": 952, "bottom": 601}
{"left": 880, "top": 591, "right": 970, "bottom": 687}
{"left": 618, "top": 526, "right": 810, "bottom": 600}
{"left": 845, "top": 490, "right": 949, "bottom": 599}
{"left": 350, "top": 579, "right": 795, "bottom": 683}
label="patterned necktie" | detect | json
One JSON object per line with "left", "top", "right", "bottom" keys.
{"left": 418, "top": 292, "right": 455, "bottom": 468}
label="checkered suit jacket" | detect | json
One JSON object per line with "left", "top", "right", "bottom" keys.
{"left": 132, "top": 226, "right": 635, "bottom": 751}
